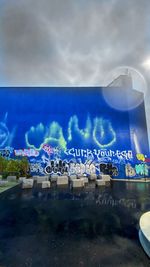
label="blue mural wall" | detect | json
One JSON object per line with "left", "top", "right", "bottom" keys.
{"left": 0, "top": 87, "right": 149, "bottom": 178}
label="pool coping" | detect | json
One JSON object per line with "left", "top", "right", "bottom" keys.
{"left": 111, "top": 178, "right": 150, "bottom": 182}
{"left": 0, "top": 182, "right": 19, "bottom": 194}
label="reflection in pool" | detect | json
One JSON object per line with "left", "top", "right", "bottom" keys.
{"left": 0, "top": 182, "right": 150, "bottom": 267}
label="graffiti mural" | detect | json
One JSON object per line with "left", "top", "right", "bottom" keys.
{"left": 136, "top": 153, "right": 145, "bottom": 162}
{"left": 135, "top": 164, "right": 149, "bottom": 176}
{"left": 29, "top": 163, "right": 44, "bottom": 174}
{"left": 42, "top": 144, "right": 53, "bottom": 156}
{"left": 125, "top": 163, "right": 136, "bottom": 177}
{"left": 45, "top": 160, "right": 97, "bottom": 176}
{"left": 14, "top": 148, "right": 39, "bottom": 157}
{"left": 100, "top": 163, "right": 118, "bottom": 176}
{"left": 64, "top": 148, "right": 133, "bottom": 161}
{"left": 0, "top": 147, "right": 14, "bottom": 158}
{"left": 0, "top": 87, "right": 149, "bottom": 178}
{"left": 0, "top": 113, "right": 15, "bottom": 148}
{"left": 25, "top": 122, "right": 67, "bottom": 151}
{"left": 45, "top": 160, "right": 69, "bottom": 175}
{"left": 125, "top": 163, "right": 149, "bottom": 177}
{"left": 136, "top": 153, "right": 150, "bottom": 163}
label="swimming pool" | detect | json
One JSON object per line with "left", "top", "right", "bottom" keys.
{"left": 0, "top": 182, "right": 150, "bottom": 267}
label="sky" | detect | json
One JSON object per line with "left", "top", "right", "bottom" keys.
{"left": 0, "top": 0, "right": 150, "bottom": 145}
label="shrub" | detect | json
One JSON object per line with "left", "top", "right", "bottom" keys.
{"left": 0, "top": 156, "right": 30, "bottom": 178}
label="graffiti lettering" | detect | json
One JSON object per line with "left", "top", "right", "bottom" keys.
{"left": 44, "top": 160, "right": 97, "bottom": 175}
{"left": 14, "top": 149, "right": 39, "bottom": 157}
{"left": 125, "top": 163, "right": 136, "bottom": 177}
{"left": 115, "top": 150, "right": 133, "bottom": 160}
{"left": 0, "top": 147, "right": 14, "bottom": 158}
{"left": 29, "top": 163, "right": 44, "bottom": 174}
{"left": 100, "top": 163, "right": 118, "bottom": 176}
{"left": 135, "top": 164, "right": 149, "bottom": 176}
{"left": 25, "top": 122, "right": 67, "bottom": 150}
{"left": 42, "top": 144, "right": 53, "bottom": 155}
{"left": 45, "top": 160, "right": 68, "bottom": 175}
{"left": 64, "top": 148, "right": 133, "bottom": 161}
{"left": 93, "top": 118, "right": 116, "bottom": 148}
{"left": 125, "top": 163, "right": 149, "bottom": 177}
{"left": 25, "top": 116, "right": 117, "bottom": 151}
{"left": 0, "top": 149, "right": 11, "bottom": 158}
{"left": 69, "top": 162, "right": 96, "bottom": 175}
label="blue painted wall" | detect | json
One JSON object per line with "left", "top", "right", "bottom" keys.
{"left": 0, "top": 87, "right": 149, "bottom": 178}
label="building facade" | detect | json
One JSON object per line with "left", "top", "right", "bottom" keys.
{"left": 0, "top": 76, "right": 149, "bottom": 178}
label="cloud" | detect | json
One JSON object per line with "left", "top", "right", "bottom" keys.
{"left": 0, "top": 0, "right": 150, "bottom": 143}
{"left": 0, "top": 0, "right": 149, "bottom": 85}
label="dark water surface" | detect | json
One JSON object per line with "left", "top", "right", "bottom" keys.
{"left": 0, "top": 182, "right": 150, "bottom": 267}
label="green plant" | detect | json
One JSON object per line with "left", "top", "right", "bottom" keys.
{"left": 0, "top": 156, "right": 30, "bottom": 178}
{"left": 19, "top": 157, "right": 30, "bottom": 176}
{"left": 0, "top": 156, "right": 8, "bottom": 173}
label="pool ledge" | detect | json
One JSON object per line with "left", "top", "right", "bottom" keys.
{"left": 0, "top": 182, "right": 18, "bottom": 194}
{"left": 139, "top": 211, "right": 150, "bottom": 257}
{"left": 111, "top": 178, "right": 150, "bottom": 182}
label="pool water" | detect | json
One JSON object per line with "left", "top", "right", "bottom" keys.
{"left": 0, "top": 182, "right": 150, "bottom": 267}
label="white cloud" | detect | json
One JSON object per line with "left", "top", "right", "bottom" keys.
{"left": 0, "top": 0, "right": 150, "bottom": 145}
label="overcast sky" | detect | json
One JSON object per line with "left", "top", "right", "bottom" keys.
{"left": 0, "top": 0, "right": 150, "bottom": 144}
